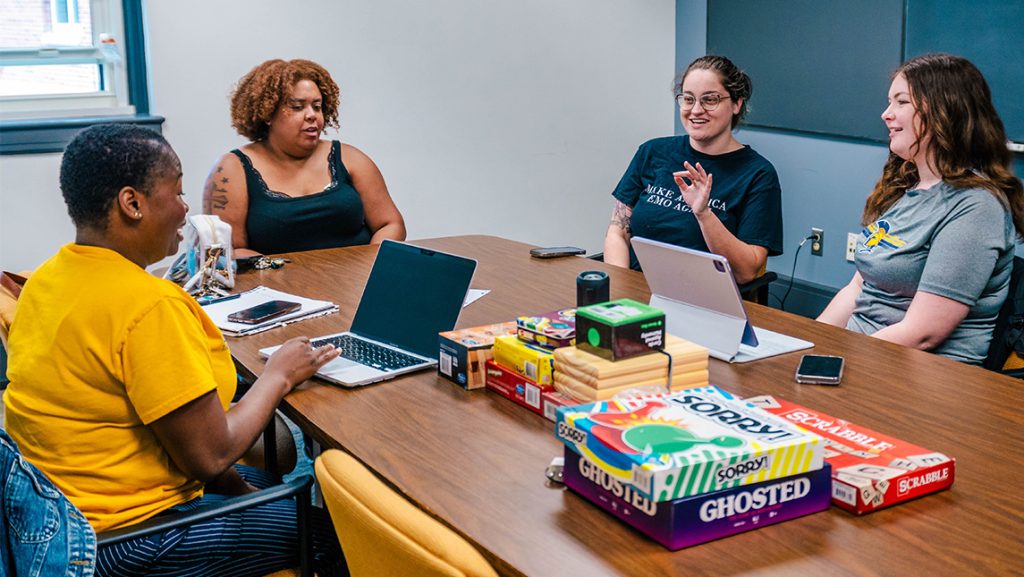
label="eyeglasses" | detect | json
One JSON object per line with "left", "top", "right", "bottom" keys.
{"left": 676, "top": 93, "right": 732, "bottom": 111}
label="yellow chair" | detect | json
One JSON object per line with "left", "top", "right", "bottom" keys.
{"left": 315, "top": 449, "right": 498, "bottom": 577}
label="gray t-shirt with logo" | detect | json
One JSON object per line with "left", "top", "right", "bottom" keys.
{"left": 848, "top": 181, "right": 1014, "bottom": 364}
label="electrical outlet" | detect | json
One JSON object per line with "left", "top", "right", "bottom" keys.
{"left": 846, "top": 232, "right": 858, "bottom": 262}
{"left": 811, "top": 228, "right": 823, "bottom": 256}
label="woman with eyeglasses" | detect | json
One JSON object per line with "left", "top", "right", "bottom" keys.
{"left": 603, "top": 55, "right": 782, "bottom": 284}
{"left": 818, "top": 54, "right": 1022, "bottom": 364}
{"left": 203, "top": 59, "right": 406, "bottom": 258}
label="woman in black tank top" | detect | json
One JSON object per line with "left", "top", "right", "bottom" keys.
{"left": 202, "top": 59, "right": 406, "bottom": 257}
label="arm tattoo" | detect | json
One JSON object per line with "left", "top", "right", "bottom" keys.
{"left": 203, "top": 166, "right": 230, "bottom": 212}
{"left": 610, "top": 201, "right": 632, "bottom": 234}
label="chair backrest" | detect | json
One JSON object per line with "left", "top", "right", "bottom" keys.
{"left": 314, "top": 450, "right": 498, "bottom": 577}
{"left": 984, "top": 255, "right": 1024, "bottom": 372}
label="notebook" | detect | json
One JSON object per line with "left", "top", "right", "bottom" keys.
{"left": 202, "top": 286, "right": 338, "bottom": 337}
{"left": 630, "top": 237, "right": 813, "bottom": 363}
{"left": 260, "top": 240, "right": 477, "bottom": 386}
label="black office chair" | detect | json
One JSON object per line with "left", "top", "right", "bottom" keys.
{"left": 586, "top": 252, "right": 777, "bottom": 304}
{"left": 1, "top": 345, "right": 8, "bottom": 391}
{"left": 97, "top": 475, "right": 314, "bottom": 577}
{"left": 984, "top": 255, "right": 1024, "bottom": 378}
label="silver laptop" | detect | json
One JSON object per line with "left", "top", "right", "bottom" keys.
{"left": 261, "top": 240, "right": 477, "bottom": 386}
{"left": 630, "top": 237, "right": 812, "bottom": 363}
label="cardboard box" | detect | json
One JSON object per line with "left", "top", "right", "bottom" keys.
{"left": 575, "top": 298, "right": 665, "bottom": 361}
{"left": 564, "top": 448, "right": 832, "bottom": 550}
{"left": 438, "top": 322, "right": 518, "bottom": 390}
{"left": 492, "top": 335, "right": 555, "bottom": 385}
{"left": 748, "top": 395, "right": 955, "bottom": 514}
{"left": 484, "top": 360, "right": 554, "bottom": 416}
{"left": 541, "top": 390, "right": 578, "bottom": 422}
{"left": 555, "top": 386, "right": 825, "bottom": 502}
{"left": 516, "top": 308, "right": 576, "bottom": 349}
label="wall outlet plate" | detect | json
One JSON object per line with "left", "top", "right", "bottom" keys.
{"left": 811, "top": 228, "right": 824, "bottom": 256}
{"left": 846, "top": 232, "right": 858, "bottom": 262}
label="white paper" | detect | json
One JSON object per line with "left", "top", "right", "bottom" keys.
{"left": 202, "top": 286, "right": 338, "bottom": 336}
{"left": 463, "top": 288, "right": 490, "bottom": 307}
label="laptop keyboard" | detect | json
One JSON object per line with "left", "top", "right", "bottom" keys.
{"left": 312, "top": 334, "right": 424, "bottom": 371}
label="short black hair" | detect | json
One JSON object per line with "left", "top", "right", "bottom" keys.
{"left": 60, "top": 123, "right": 179, "bottom": 229}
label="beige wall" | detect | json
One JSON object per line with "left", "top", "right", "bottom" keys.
{"left": 1, "top": 0, "right": 675, "bottom": 272}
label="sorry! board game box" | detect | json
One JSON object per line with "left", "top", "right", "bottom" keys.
{"left": 747, "top": 395, "right": 955, "bottom": 514}
{"left": 555, "top": 386, "right": 825, "bottom": 502}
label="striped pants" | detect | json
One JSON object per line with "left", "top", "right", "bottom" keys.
{"left": 96, "top": 465, "right": 346, "bottom": 577}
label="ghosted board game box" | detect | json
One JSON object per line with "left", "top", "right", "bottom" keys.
{"left": 747, "top": 395, "right": 955, "bottom": 514}
{"left": 555, "top": 386, "right": 824, "bottom": 502}
{"left": 563, "top": 449, "right": 831, "bottom": 549}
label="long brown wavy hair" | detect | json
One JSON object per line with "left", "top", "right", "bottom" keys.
{"left": 230, "top": 59, "right": 341, "bottom": 142}
{"left": 863, "top": 53, "right": 1023, "bottom": 237}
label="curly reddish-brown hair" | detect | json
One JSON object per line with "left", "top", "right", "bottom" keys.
{"left": 230, "top": 59, "right": 341, "bottom": 142}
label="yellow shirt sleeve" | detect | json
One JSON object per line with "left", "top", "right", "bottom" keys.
{"left": 122, "top": 296, "right": 222, "bottom": 424}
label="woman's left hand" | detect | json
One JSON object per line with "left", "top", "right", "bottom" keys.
{"left": 673, "top": 161, "right": 713, "bottom": 217}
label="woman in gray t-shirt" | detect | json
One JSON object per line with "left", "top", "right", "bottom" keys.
{"left": 818, "top": 53, "right": 1024, "bottom": 364}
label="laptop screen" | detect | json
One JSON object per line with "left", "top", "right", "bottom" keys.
{"left": 350, "top": 240, "right": 477, "bottom": 358}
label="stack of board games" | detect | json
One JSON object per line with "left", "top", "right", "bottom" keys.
{"left": 438, "top": 322, "right": 517, "bottom": 390}
{"left": 747, "top": 395, "right": 955, "bottom": 514}
{"left": 485, "top": 308, "right": 577, "bottom": 419}
{"left": 555, "top": 386, "right": 831, "bottom": 549}
{"left": 552, "top": 334, "right": 709, "bottom": 403}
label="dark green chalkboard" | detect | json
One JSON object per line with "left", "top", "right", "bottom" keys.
{"left": 707, "top": 0, "right": 905, "bottom": 142}
{"left": 905, "top": 0, "right": 1024, "bottom": 143}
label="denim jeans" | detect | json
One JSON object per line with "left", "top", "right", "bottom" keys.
{"left": 1, "top": 429, "right": 96, "bottom": 577}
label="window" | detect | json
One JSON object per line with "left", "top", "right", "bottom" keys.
{"left": 0, "top": 0, "right": 160, "bottom": 154}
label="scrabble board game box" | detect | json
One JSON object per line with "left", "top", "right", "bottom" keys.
{"left": 563, "top": 448, "right": 832, "bottom": 550}
{"left": 748, "top": 395, "right": 955, "bottom": 514}
{"left": 516, "top": 307, "right": 576, "bottom": 349}
{"left": 485, "top": 360, "right": 554, "bottom": 416}
{"left": 438, "top": 322, "right": 517, "bottom": 390}
{"left": 555, "top": 386, "right": 824, "bottom": 502}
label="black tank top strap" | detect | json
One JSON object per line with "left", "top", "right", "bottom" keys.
{"left": 328, "top": 141, "right": 352, "bottom": 184}
{"left": 236, "top": 142, "right": 372, "bottom": 254}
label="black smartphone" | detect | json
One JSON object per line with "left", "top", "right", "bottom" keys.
{"left": 530, "top": 246, "right": 586, "bottom": 259}
{"left": 795, "top": 354, "right": 845, "bottom": 385}
{"left": 227, "top": 300, "right": 301, "bottom": 324}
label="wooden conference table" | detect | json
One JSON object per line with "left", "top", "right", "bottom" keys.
{"left": 228, "top": 235, "right": 1023, "bottom": 577}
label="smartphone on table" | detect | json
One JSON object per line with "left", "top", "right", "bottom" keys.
{"left": 795, "top": 354, "right": 845, "bottom": 385}
{"left": 227, "top": 300, "right": 301, "bottom": 324}
{"left": 529, "top": 246, "right": 586, "bottom": 259}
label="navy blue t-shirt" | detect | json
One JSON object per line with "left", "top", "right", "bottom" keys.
{"left": 612, "top": 135, "right": 784, "bottom": 270}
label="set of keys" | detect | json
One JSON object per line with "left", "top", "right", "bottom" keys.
{"left": 251, "top": 256, "right": 291, "bottom": 270}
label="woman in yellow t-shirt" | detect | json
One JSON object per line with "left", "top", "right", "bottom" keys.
{"left": 3, "top": 124, "right": 346, "bottom": 576}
